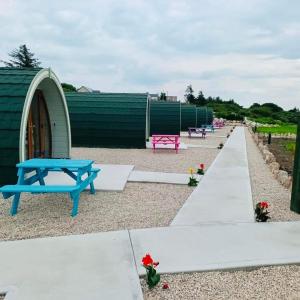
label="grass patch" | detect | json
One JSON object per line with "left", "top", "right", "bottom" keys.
{"left": 285, "top": 141, "right": 296, "bottom": 154}
{"left": 257, "top": 125, "right": 297, "bottom": 134}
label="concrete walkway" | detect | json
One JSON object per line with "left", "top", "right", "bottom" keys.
{"left": 128, "top": 171, "right": 199, "bottom": 185}
{"left": 0, "top": 231, "right": 142, "bottom": 300}
{"left": 130, "top": 222, "right": 300, "bottom": 274}
{"left": 172, "top": 127, "right": 254, "bottom": 225}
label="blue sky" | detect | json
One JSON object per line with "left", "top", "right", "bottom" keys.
{"left": 1, "top": 0, "right": 300, "bottom": 109}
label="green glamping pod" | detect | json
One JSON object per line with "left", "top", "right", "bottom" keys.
{"left": 291, "top": 120, "right": 300, "bottom": 213}
{"left": 0, "top": 68, "right": 71, "bottom": 186}
{"left": 149, "top": 101, "right": 181, "bottom": 135}
{"left": 181, "top": 104, "right": 197, "bottom": 131}
{"left": 196, "top": 107, "right": 214, "bottom": 127}
{"left": 66, "top": 93, "right": 149, "bottom": 148}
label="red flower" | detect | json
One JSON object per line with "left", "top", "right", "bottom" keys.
{"left": 142, "top": 254, "right": 153, "bottom": 266}
{"left": 200, "top": 163, "right": 205, "bottom": 170}
{"left": 162, "top": 283, "right": 169, "bottom": 289}
{"left": 259, "top": 201, "right": 269, "bottom": 209}
{"left": 153, "top": 261, "right": 159, "bottom": 267}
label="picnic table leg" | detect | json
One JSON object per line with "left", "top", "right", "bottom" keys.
{"left": 11, "top": 168, "right": 25, "bottom": 215}
{"left": 70, "top": 192, "right": 80, "bottom": 217}
{"left": 88, "top": 170, "right": 95, "bottom": 194}
{"left": 36, "top": 169, "right": 45, "bottom": 185}
{"left": 153, "top": 143, "right": 155, "bottom": 153}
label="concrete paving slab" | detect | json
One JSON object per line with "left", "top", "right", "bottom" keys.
{"left": 131, "top": 222, "right": 300, "bottom": 275}
{"left": 146, "top": 141, "right": 187, "bottom": 150}
{"left": 0, "top": 231, "right": 142, "bottom": 300}
{"left": 128, "top": 171, "right": 201, "bottom": 185}
{"left": 186, "top": 144, "right": 218, "bottom": 149}
{"left": 34, "top": 164, "right": 134, "bottom": 191}
{"left": 171, "top": 127, "right": 254, "bottom": 225}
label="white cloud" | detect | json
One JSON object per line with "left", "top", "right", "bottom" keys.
{"left": 0, "top": 0, "right": 299, "bottom": 109}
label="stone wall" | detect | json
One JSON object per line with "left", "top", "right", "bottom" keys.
{"left": 249, "top": 127, "right": 292, "bottom": 189}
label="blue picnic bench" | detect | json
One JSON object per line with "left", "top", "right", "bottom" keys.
{"left": 0, "top": 158, "right": 100, "bottom": 217}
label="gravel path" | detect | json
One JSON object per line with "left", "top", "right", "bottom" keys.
{"left": 71, "top": 147, "right": 220, "bottom": 174}
{"left": 245, "top": 128, "right": 300, "bottom": 221}
{"left": 0, "top": 183, "right": 192, "bottom": 241}
{"left": 142, "top": 265, "right": 300, "bottom": 300}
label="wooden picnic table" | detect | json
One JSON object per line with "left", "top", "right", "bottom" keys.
{"left": 0, "top": 158, "right": 100, "bottom": 217}
{"left": 152, "top": 134, "right": 180, "bottom": 153}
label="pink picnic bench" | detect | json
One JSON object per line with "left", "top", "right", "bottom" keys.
{"left": 152, "top": 135, "right": 180, "bottom": 153}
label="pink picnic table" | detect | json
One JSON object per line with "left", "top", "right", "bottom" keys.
{"left": 152, "top": 134, "right": 180, "bottom": 153}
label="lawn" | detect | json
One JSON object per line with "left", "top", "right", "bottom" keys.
{"left": 257, "top": 124, "right": 297, "bottom": 134}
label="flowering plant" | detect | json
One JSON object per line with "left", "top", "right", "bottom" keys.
{"left": 142, "top": 254, "right": 160, "bottom": 288}
{"left": 255, "top": 201, "right": 270, "bottom": 222}
{"left": 188, "top": 168, "right": 198, "bottom": 186}
{"left": 218, "top": 143, "right": 224, "bottom": 149}
{"left": 197, "top": 163, "right": 205, "bottom": 175}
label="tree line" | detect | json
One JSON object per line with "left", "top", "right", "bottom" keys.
{"left": 184, "top": 84, "right": 300, "bottom": 124}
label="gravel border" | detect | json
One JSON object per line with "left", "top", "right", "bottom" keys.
{"left": 0, "top": 183, "right": 192, "bottom": 241}
{"left": 142, "top": 265, "right": 300, "bottom": 300}
{"left": 245, "top": 128, "right": 300, "bottom": 221}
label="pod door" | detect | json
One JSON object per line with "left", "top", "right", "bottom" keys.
{"left": 27, "top": 90, "right": 52, "bottom": 159}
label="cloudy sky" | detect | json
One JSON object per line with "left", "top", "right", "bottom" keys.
{"left": 1, "top": 0, "right": 300, "bottom": 109}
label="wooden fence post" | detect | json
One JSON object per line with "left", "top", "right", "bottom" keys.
{"left": 291, "top": 119, "right": 300, "bottom": 213}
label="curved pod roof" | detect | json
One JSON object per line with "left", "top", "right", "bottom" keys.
{"left": 66, "top": 92, "right": 149, "bottom": 148}
{"left": 0, "top": 68, "right": 71, "bottom": 186}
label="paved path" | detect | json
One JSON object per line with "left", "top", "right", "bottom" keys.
{"left": 130, "top": 222, "right": 300, "bottom": 275}
{"left": 0, "top": 231, "right": 142, "bottom": 300}
{"left": 128, "top": 170, "right": 200, "bottom": 185}
{"left": 37, "top": 164, "right": 134, "bottom": 191}
{"left": 172, "top": 127, "right": 254, "bottom": 225}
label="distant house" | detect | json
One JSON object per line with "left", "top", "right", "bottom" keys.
{"left": 149, "top": 93, "right": 178, "bottom": 101}
{"left": 166, "top": 96, "right": 178, "bottom": 102}
{"left": 77, "top": 86, "right": 100, "bottom": 93}
{"left": 149, "top": 93, "right": 159, "bottom": 101}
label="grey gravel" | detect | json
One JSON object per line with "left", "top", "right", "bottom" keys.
{"left": 0, "top": 183, "right": 192, "bottom": 241}
{"left": 71, "top": 147, "right": 220, "bottom": 174}
{"left": 142, "top": 265, "right": 300, "bottom": 300}
{"left": 245, "top": 128, "right": 300, "bottom": 221}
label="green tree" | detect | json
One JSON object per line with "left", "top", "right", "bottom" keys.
{"left": 62, "top": 83, "right": 77, "bottom": 92}
{"left": 196, "top": 91, "right": 207, "bottom": 106}
{"left": 185, "top": 85, "right": 195, "bottom": 104}
{"left": 159, "top": 92, "right": 167, "bottom": 101}
{"left": 1, "top": 44, "right": 41, "bottom": 68}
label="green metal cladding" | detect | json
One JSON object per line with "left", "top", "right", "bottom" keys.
{"left": 196, "top": 107, "right": 214, "bottom": 127}
{"left": 291, "top": 119, "right": 300, "bottom": 213}
{"left": 149, "top": 101, "right": 181, "bottom": 135}
{"left": 181, "top": 104, "right": 197, "bottom": 130}
{"left": 207, "top": 107, "right": 214, "bottom": 124}
{"left": 66, "top": 92, "right": 149, "bottom": 148}
{"left": 0, "top": 68, "right": 40, "bottom": 186}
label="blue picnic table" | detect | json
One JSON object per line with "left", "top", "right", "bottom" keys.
{"left": 0, "top": 158, "right": 100, "bottom": 217}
